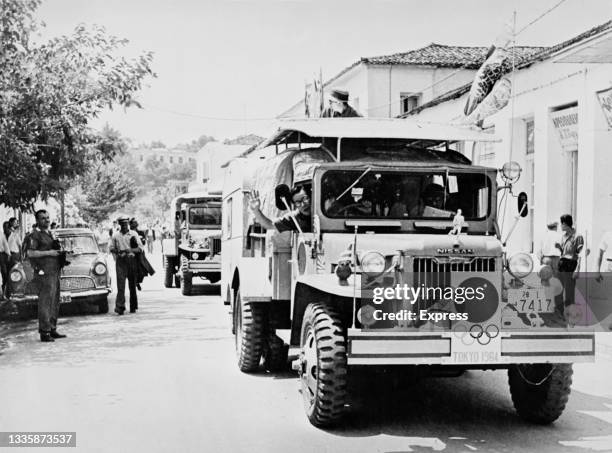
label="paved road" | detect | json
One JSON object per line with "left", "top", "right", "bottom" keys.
{"left": 1, "top": 252, "right": 612, "bottom": 453}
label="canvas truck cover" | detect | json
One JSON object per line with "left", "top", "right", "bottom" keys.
{"left": 249, "top": 148, "right": 334, "bottom": 221}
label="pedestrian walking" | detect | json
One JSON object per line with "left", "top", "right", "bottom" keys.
{"left": 145, "top": 224, "right": 155, "bottom": 254}
{"left": 555, "top": 214, "right": 584, "bottom": 319}
{"left": 26, "top": 210, "right": 68, "bottom": 342}
{"left": 110, "top": 217, "right": 142, "bottom": 314}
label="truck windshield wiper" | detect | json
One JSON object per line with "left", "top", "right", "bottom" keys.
{"left": 336, "top": 167, "right": 371, "bottom": 201}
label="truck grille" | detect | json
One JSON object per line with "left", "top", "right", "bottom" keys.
{"left": 412, "top": 257, "right": 496, "bottom": 309}
{"left": 413, "top": 257, "right": 496, "bottom": 274}
{"left": 60, "top": 277, "right": 95, "bottom": 292}
{"left": 211, "top": 238, "right": 221, "bottom": 255}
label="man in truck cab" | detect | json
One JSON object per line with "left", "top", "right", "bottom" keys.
{"left": 247, "top": 185, "right": 311, "bottom": 233}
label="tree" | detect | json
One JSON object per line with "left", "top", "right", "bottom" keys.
{"left": 0, "top": 0, "right": 155, "bottom": 209}
{"left": 179, "top": 134, "right": 216, "bottom": 152}
{"left": 74, "top": 160, "right": 137, "bottom": 224}
{"left": 72, "top": 125, "right": 136, "bottom": 224}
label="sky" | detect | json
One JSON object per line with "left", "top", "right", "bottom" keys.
{"left": 36, "top": 0, "right": 612, "bottom": 146}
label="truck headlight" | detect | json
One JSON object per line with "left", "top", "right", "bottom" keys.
{"left": 10, "top": 270, "right": 22, "bottom": 282}
{"left": 507, "top": 252, "right": 533, "bottom": 279}
{"left": 93, "top": 263, "right": 107, "bottom": 275}
{"left": 361, "top": 252, "right": 386, "bottom": 277}
{"left": 192, "top": 252, "right": 200, "bottom": 260}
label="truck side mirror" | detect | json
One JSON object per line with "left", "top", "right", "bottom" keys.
{"left": 275, "top": 184, "right": 292, "bottom": 210}
{"left": 517, "top": 192, "right": 528, "bottom": 217}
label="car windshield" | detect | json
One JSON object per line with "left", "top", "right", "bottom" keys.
{"left": 321, "top": 170, "right": 491, "bottom": 220}
{"left": 188, "top": 206, "right": 221, "bottom": 225}
{"left": 57, "top": 235, "right": 98, "bottom": 254}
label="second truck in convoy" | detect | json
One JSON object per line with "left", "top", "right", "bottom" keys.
{"left": 162, "top": 191, "right": 222, "bottom": 295}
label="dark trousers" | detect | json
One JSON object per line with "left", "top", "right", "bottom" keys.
{"left": 558, "top": 258, "right": 578, "bottom": 308}
{"left": 37, "top": 274, "right": 60, "bottom": 333}
{"left": 0, "top": 253, "right": 8, "bottom": 296}
{"left": 116, "top": 256, "right": 138, "bottom": 312}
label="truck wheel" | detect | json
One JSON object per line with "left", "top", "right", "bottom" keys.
{"left": 234, "top": 290, "right": 266, "bottom": 372}
{"left": 262, "top": 332, "right": 289, "bottom": 372}
{"left": 164, "top": 257, "right": 173, "bottom": 288}
{"left": 508, "top": 363, "right": 573, "bottom": 424}
{"left": 181, "top": 272, "right": 193, "bottom": 295}
{"left": 299, "top": 303, "right": 348, "bottom": 427}
{"left": 97, "top": 297, "right": 109, "bottom": 314}
{"left": 174, "top": 274, "right": 181, "bottom": 288}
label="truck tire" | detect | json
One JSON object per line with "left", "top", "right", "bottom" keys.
{"left": 262, "top": 331, "right": 289, "bottom": 372}
{"left": 234, "top": 290, "right": 266, "bottom": 372}
{"left": 181, "top": 272, "right": 193, "bottom": 296}
{"left": 97, "top": 297, "right": 109, "bottom": 314}
{"left": 164, "top": 257, "right": 174, "bottom": 288}
{"left": 508, "top": 363, "right": 573, "bottom": 424}
{"left": 299, "top": 303, "right": 348, "bottom": 427}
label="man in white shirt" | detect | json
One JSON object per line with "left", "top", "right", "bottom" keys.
{"left": 110, "top": 217, "right": 143, "bottom": 315}
{"left": 538, "top": 221, "right": 561, "bottom": 274}
{"left": 596, "top": 230, "right": 612, "bottom": 330}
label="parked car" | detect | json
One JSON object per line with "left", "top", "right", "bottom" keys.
{"left": 8, "top": 228, "right": 111, "bottom": 314}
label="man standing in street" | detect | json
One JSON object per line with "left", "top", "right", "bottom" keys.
{"left": 0, "top": 224, "right": 10, "bottom": 298}
{"left": 110, "top": 217, "right": 142, "bottom": 314}
{"left": 321, "top": 89, "right": 362, "bottom": 118}
{"left": 27, "top": 210, "right": 67, "bottom": 342}
{"left": 555, "top": 214, "right": 584, "bottom": 319}
{"left": 538, "top": 221, "right": 561, "bottom": 276}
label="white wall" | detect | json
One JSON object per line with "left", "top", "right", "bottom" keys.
{"left": 411, "top": 50, "right": 612, "bottom": 269}
{"left": 367, "top": 65, "right": 475, "bottom": 118}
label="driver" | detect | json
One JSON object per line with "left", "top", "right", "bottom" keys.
{"left": 248, "top": 185, "right": 312, "bottom": 233}
{"left": 409, "top": 183, "right": 452, "bottom": 217}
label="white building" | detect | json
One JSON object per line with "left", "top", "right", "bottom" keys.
{"left": 130, "top": 147, "right": 197, "bottom": 167}
{"left": 409, "top": 20, "right": 612, "bottom": 271}
{"left": 280, "top": 44, "right": 544, "bottom": 119}
{"left": 191, "top": 142, "right": 252, "bottom": 193}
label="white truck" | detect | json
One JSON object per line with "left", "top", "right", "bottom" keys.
{"left": 162, "top": 191, "right": 222, "bottom": 295}
{"left": 221, "top": 118, "right": 595, "bottom": 427}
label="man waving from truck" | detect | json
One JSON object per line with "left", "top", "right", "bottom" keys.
{"left": 247, "top": 185, "right": 311, "bottom": 233}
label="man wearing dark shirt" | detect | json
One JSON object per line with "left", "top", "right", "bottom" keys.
{"left": 321, "top": 89, "right": 362, "bottom": 118}
{"left": 248, "top": 186, "right": 312, "bottom": 233}
{"left": 27, "top": 210, "right": 66, "bottom": 342}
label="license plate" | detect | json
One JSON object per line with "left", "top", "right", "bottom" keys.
{"left": 508, "top": 288, "right": 553, "bottom": 313}
{"left": 60, "top": 294, "right": 72, "bottom": 304}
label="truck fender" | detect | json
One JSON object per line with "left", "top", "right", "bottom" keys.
{"left": 235, "top": 257, "right": 273, "bottom": 303}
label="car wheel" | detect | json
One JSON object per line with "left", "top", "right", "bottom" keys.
{"left": 97, "top": 297, "right": 109, "bottom": 314}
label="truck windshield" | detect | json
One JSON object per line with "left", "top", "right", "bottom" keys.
{"left": 188, "top": 207, "right": 221, "bottom": 225}
{"left": 321, "top": 170, "right": 491, "bottom": 220}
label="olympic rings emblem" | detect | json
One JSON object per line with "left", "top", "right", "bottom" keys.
{"left": 453, "top": 324, "right": 499, "bottom": 345}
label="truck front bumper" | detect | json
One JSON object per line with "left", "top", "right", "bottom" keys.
{"left": 347, "top": 329, "right": 595, "bottom": 366}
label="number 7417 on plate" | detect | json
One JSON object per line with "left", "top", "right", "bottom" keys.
{"left": 508, "top": 288, "right": 554, "bottom": 313}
